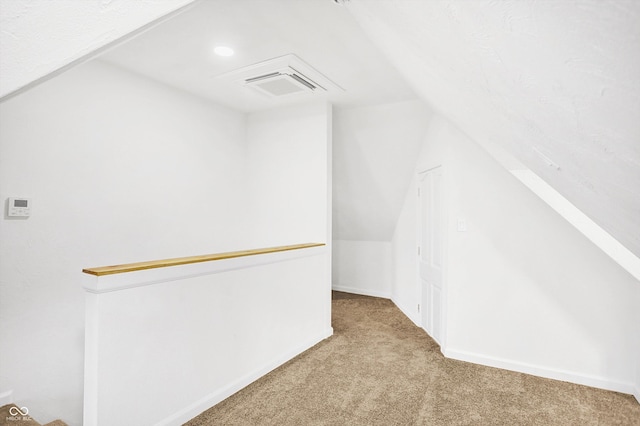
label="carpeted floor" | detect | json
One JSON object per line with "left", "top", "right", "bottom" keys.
{"left": 186, "top": 292, "right": 640, "bottom": 425}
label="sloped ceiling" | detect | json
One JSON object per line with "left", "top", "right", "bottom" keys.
{"left": 0, "top": 0, "right": 196, "bottom": 99}
{"left": 345, "top": 0, "right": 640, "bottom": 258}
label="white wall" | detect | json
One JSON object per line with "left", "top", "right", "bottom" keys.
{"left": 243, "top": 102, "right": 333, "bottom": 331}
{"left": 332, "top": 101, "right": 431, "bottom": 241}
{"left": 246, "top": 103, "right": 330, "bottom": 247}
{"left": 392, "top": 114, "right": 640, "bottom": 394}
{"left": 332, "top": 100, "right": 431, "bottom": 297}
{"left": 84, "top": 246, "right": 331, "bottom": 425}
{"left": 0, "top": 60, "right": 247, "bottom": 425}
{"left": 332, "top": 240, "right": 391, "bottom": 298}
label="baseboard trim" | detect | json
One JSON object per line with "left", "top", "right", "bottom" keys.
{"left": 391, "top": 296, "right": 421, "bottom": 327}
{"left": 634, "top": 385, "right": 640, "bottom": 404}
{"left": 332, "top": 284, "right": 391, "bottom": 299}
{"left": 444, "top": 348, "right": 636, "bottom": 396}
{"left": 0, "top": 390, "right": 13, "bottom": 406}
{"left": 157, "top": 327, "right": 334, "bottom": 426}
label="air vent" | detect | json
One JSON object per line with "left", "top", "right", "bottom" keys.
{"left": 215, "top": 54, "right": 343, "bottom": 99}
{"left": 245, "top": 68, "right": 324, "bottom": 97}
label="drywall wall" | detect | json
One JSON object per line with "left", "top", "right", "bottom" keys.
{"left": 393, "top": 114, "right": 639, "bottom": 394}
{"left": 332, "top": 100, "right": 432, "bottom": 241}
{"left": 0, "top": 0, "right": 197, "bottom": 99}
{"left": 346, "top": 0, "right": 640, "bottom": 259}
{"left": 83, "top": 246, "right": 330, "bottom": 425}
{"left": 244, "top": 102, "right": 333, "bottom": 331}
{"left": 332, "top": 240, "right": 391, "bottom": 298}
{"left": 331, "top": 101, "right": 431, "bottom": 297}
{"left": 245, "top": 103, "right": 330, "bottom": 247}
{"left": 0, "top": 60, "right": 247, "bottom": 425}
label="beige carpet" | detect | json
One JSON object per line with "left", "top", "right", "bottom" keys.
{"left": 186, "top": 292, "right": 640, "bottom": 425}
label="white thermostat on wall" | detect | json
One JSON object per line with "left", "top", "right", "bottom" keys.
{"left": 7, "top": 197, "right": 31, "bottom": 217}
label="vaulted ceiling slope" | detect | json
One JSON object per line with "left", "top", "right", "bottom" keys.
{"left": 0, "top": 0, "right": 196, "bottom": 99}
{"left": 345, "top": 0, "right": 640, "bottom": 258}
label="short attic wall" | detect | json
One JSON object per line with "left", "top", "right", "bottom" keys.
{"left": 332, "top": 240, "right": 392, "bottom": 298}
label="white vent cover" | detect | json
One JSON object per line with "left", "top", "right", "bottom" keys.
{"left": 216, "top": 54, "right": 343, "bottom": 99}
{"left": 245, "top": 68, "right": 323, "bottom": 97}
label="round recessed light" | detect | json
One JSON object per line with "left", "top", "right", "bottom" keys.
{"left": 214, "top": 46, "right": 234, "bottom": 57}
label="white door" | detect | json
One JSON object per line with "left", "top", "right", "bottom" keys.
{"left": 418, "top": 166, "right": 444, "bottom": 345}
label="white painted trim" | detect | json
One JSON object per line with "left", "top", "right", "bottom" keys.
{"left": 332, "top": 284, "right": 391, "bottom": 299}
{"left": 391, "top": 296, "right": 421, "bottom": 327}
{"left": 444, "top": 348, "right": 637, "bottom": 396}
{"left": 634, "top": 385, "right": 640, "bottom": 404}
{"left": 0, "top": 390, "right": 13, "bottom": 406}
{"left": 83, "top": 245, "right": 327, "bottom": 294}
{"left": 83, "top": 293, "right": 100, "bottom": 426}
{"left": 511, "top": 170, "right": 640, "bottom": 281}
{"left": 155, "top": 327, "right": 333, "bottom": 426}
{"left": 326, "top": 103, "right": 334, "bottom": 332}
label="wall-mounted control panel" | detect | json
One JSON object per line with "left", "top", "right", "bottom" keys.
{"left": 7, "top": 198, "right": 31, "bottom": 217}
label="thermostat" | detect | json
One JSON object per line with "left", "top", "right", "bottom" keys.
{"left": 8, "top": 197, "right": 31, "bottom": 217}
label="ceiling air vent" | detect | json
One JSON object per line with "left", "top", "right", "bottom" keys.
{"left": 216, "top": 54, "right": 343, "bottom": 100}
{"left": 244, "top": 68, "right": 324, "bottom": 97}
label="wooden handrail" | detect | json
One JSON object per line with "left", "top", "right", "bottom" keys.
{"left": 82, "top": 243, "right": 325, "bottom": 276}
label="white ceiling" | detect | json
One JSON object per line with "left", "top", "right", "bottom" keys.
{"left": 345, "top": 0, "right": 640, "bottom": 258}
{"left": 0, "top": 0, "right": 195, "bottom": 99}
{"left": 98, "top": 0, "right": 417, "bottom": 112}
{"left": 3, "top": 0, "right": 638, "bottom": 259}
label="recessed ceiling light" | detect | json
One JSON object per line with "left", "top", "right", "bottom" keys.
{"left": 214, "top": 46, "right": 234, "bottom": 57}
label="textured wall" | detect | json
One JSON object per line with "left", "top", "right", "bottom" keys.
{"left": 0, "top": 0, "right": 196, "bottom": 99}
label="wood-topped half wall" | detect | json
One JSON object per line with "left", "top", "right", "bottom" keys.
{"left": 82, "top": 243, "right": 326, "bottom": 276}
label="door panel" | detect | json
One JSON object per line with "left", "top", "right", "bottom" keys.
{"left": 419, "top": 166, "right": 444, "bottom": 345}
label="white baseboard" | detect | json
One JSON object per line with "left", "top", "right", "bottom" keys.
{"left": 444, "top": 348, "right": 636, "bottom": 396}
{"left": 332, "top": 284, "right": 391, "bottom": 299}
{"left": 634, "top": 385, "right": 640, "bottom": 404}
{"left": 0, "top": 390, "right": 13, "bottom": 406}
{"left": 157, "top": 327, "right": 334, "bottom": 426}
{"left": 391, "top": 296, "right": 421, "bottom": 327}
